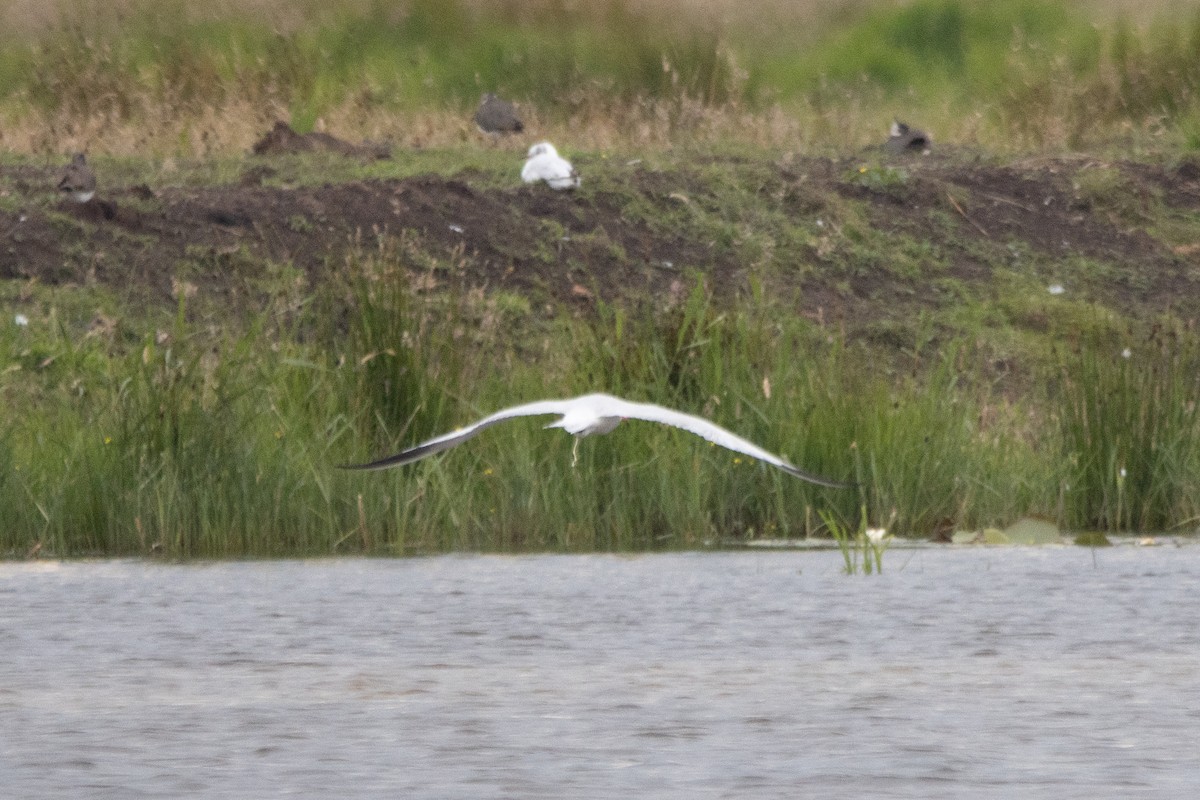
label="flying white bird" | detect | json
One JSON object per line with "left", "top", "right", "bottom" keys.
{"left": 342, "top": 392, "right": 853, "bottom": 488}
{"left": 521, "top": 142, "right": 580, "bottom": 190}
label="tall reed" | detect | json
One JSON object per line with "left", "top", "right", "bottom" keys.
{"left": 1056, "top": 325, "right": 1200, "bottom": 531}
{"left": 5, "top": 252, "right": 1198, "bottom": 558}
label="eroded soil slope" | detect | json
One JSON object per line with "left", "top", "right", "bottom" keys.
{"left": 3, "top": 152, "right": 1199, "bottom": 329}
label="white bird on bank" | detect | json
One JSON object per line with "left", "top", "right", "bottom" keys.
{"left": 521, "top": 142, "right": 580, "bottom": 190}
{"left": 341, "top": 392, "right": 853, "bottom": 488}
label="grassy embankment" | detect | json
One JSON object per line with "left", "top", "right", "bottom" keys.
{"left": 2, "top": 0, "right": 1200, "bottom": 557}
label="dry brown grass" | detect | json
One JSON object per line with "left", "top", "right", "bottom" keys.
{"left": 0, "top": 86, "right": 1174, "bottom": 159}
{"left": 0, "top": 0, "right": 1194, "bottom": 158}
{"left": 0, "top": 91, "right": 966, "bottom": 158}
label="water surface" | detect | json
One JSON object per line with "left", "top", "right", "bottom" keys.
{"left": 3, "top": 546, "right": 1198, "bottom": 798}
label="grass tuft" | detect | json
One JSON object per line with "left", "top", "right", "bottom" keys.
{"left": 1056, "top": 324, "right": 1200, "bottom": 532}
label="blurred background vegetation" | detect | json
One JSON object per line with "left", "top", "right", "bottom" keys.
{"left": 1, "top": 0, "right": 1199, "bottom": 155}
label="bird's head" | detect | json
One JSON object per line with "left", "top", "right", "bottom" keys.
{"left": 527, "top": 142, "right": 557, "bottom": 159}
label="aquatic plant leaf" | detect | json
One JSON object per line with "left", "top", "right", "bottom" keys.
{"left": 982, "top": 528, "right": 1009, "bottom": 545}
{"left": 1002, "top": 517, "right": 1060, "bottom": 545}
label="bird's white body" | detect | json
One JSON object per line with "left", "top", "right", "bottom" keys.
{"left": 343, "top": 392, "right": 851, "bottom": 488}
{"left": 521, "top": 142, "right": 580, "bottom": 190}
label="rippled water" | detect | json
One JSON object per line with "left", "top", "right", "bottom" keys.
{"left": 2, "top": 545, "right": 1198, "bottom": 799}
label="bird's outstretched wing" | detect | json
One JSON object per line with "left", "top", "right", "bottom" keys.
{"left": 603, "top": 396, "right": 854, "bottom": 489}
{"left": 343, "top": 392, "right": 853, "bottom": 488}
{"left": 340, "top": 399, "right": 575, "bottom": 471}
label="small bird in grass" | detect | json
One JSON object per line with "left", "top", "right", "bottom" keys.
{"left": 884, "top": 120, "right": 931, "bottom": 155}
{"left": 57, "top": 153, "right": 96, "bottom": 203}
{"left": 341, "top": 392, "right": 854, "bottom": 489}
{"left": 521, "top": 141, "right": 580, "bottom": 190}
{"left": 474, "top": 93, "right": 524, "bottom": 136}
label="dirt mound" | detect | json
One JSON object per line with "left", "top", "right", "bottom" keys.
{"left": 2, "top": 153, "right": 1198, "bottom": 326}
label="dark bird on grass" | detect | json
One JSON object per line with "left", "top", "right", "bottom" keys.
{"left": 474, "top": 93, "right": 524, "bottom": 135}
{"left": 57, "top": 153, "right": 96, "bottom": 203}
{"left": 341, "top": 392, "right": 854, "bottom": 488}
{"left": 884, "top": 120, "right": 931, "bottom": 155}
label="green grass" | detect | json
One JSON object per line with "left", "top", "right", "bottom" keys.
{"left": 4, "top": 0, "right": 1200, "bottom": 555}
{"left": 9, "top": 135, "right": 1200, "bottom": 556}
{"left": 1055, "top": 325, "right": 1200, "bottom": 532}
{"left": 821, "top": 505, "right": 892, "bottom": 575}
{"left": 7, "top": 241, "right": 1197, "bottom": 560}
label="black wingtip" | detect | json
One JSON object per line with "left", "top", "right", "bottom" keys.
{"left": 781, "top": 463, "right": 858, "bottom": 489}
{"left": 337, "top": 453, "right": 417, "bottom": 471}
{"left": 338, "top": 439, "right": 452, "bottom": 471}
